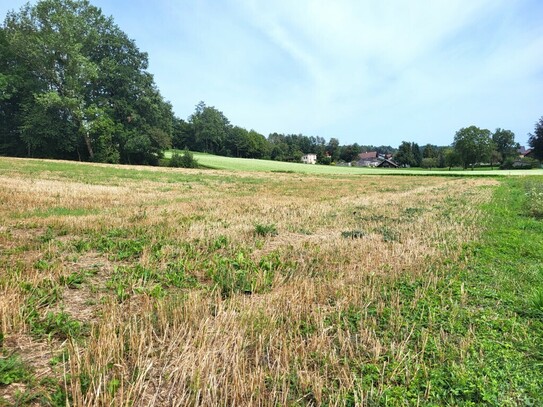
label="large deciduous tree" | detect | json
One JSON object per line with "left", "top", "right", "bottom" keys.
{"left": 443, "top": 147, "right": 460, "bottom": 170}
{"left": 172, "top": 118, "right": 194, "bottom": 151}
{"left": 189, "top": 101, "right": 231, "bottom": 154}
{"left": 225, "top": 126, "right": 268, "bottom": 158}
{"left": 453, "top": 126, "right": 492, "bottom": 169}
{"left": 528, "top": 116, "right": 543, "bottom": 161}
{"left": 1, "top": 0, "right": 173, "bottom": 164}
{"left": 326, "top": 138, "right": 340, "bottom": 162}
{"left": 394, "top": 141, "right": 421, "bottom": 167}
{"left": 492, "top": 128, "right": 517, "bottom": 163}
{"left": 0, "top": 26, "right": 42, "bottom": 156}
{"left": 422, "top": 144, "right": 438, "bottom": 159}
{"left": 339, "top": 143, "right": 362, "bottom": 163}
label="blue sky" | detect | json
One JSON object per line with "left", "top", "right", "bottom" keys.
{"left": 2, "top": 0, "right": 542, "bottom": 147}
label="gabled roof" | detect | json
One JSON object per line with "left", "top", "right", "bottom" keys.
{"left": 377, "top": 158, "right": 399, "bottom": 168}
{"left": 358, "top": 151, "right": 378, "bottom": 160}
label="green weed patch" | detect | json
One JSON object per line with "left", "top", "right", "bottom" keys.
{"left": 209, "top": 251, "right": 284, "bottom": 298}
{"left": 0, "top": 354, "right": 31, "bottom": 385}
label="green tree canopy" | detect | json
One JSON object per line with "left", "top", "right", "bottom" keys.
{"left": 422, "top": 144, "right": 438, "bottom": 159}
{"left": 339, "top": 143, "right": 362, "bottom": 162}
{"left": 453, "top": 126, "right": 492, "bottom": 169}
{"left": 172, "top": 117, "right": 194, "bottom": 150}
{"left": 225, "top": 126, "right": 268, "bottom": 158}
{"left": 189, "top": 101, "right": 231, "bottom": 154}
{"left": 421, "top": 157, "right": 437, "bottom": 169}
{"left": 394, "top": 141, "right": 421, "bottom": 167}
{"left": 492, "top": 128, "right": 517, "bottom": 163}
{"left": 1, "top": 0, "right": 173, "bottom": 164}
{"left": 412, "top": 143, "right": 422, "bottom": 166}
{"left": 443, "top": 147, "right": 460, "bottom": 170}
{"left": 327, "top": 138, "right": 340, "bottom": 162}
{"left": 0, "top": 25, "right": 42, "bottom": 156}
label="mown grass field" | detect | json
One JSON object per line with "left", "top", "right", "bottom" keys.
{"left": 165, "top": 150, "right": 543, "bottom": 176}
{"left": 1, "top": 157, "right": 542, "bottom": 406}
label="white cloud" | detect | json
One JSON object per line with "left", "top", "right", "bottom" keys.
{"left": 222, "top": 0, "right": 543, "bottom": 144}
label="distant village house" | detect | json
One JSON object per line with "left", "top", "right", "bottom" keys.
{"left": 301, "top": 153, "right": 317, "bottom": 164}
{"left": 519, "top": 147, "right": 532, "bottom": 158}
{"left": 377, "top": 158, "right": 399, "bottom": 168}
{"left": 356, "top": 151, "right": 380, "bottom": 167}
{"left": 354, "top": 151, "right": 398, "bottom": 168}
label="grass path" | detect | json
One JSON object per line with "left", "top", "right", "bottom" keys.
{"left": 452, "top": 177, "right": 543, "bottom": 403}
{"left": 381, "top": 176, "right": 543, "bottom": 404}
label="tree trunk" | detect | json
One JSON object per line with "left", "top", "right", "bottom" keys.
{"left": 84, "top": 131, "right": 94, "bottom": 161}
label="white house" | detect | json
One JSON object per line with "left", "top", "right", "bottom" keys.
{"left": 301, "top": 153, "right": 317, "bottom": 164}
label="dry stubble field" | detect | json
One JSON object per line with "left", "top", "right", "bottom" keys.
{"left": 0, "top": 158, "right": 501, "bottom": 405}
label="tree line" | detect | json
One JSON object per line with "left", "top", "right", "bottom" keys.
{"left": 394, "top": 127, "right": 526, "bottom": 170}
{"left": 1, "top": 0, "right": 542, "bottom": 168}
{"left": 168, "top": 102, "right": 543, "bottom": 169}
{"left": 435, "top": 124, "right": 541, "bottom": 170}
{"left": 172, "top": 101, "right": 395, "bottom": 164}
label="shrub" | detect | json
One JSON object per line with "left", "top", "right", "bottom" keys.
{"left": 500, "top": 157, "right": 540, "bottom": 170}
{"left": 421, "top": 157, "right": 438, "bottom": 169}
{"left": 170, "top": 151, "right": 198, "bottom": 168}
{"left": 158, "top": 157, "right": 170, "bottom": 167}
{"left": 318, "top": 156, "right": 332, "bottom": 165}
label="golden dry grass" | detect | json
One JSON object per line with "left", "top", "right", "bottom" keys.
{"left": 0, "top": 158, "right": 498, "bottom": 406}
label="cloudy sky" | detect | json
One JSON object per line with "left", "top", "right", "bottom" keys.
{"left": 2, "top": 0, "right": 542, "bottom": 146}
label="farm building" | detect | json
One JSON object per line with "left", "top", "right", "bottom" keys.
{"left": 377, "top": 158, "right": 399, "bottom": 168}
{"left": 355, "top": 152, "right": 398, "bottom": 168}
{"left": 356, "top": 152, "right": 380, "bottom": 167}
{"left": 301, "top": 153, "right": 317, "bottom": 164}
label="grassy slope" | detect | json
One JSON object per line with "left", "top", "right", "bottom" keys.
{"left": 166, "top": 150, "right": 543, "bottom": 176}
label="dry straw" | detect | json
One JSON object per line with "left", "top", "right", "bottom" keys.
{"left": 0, "top": 160, "right": 497, "bottom": 405}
